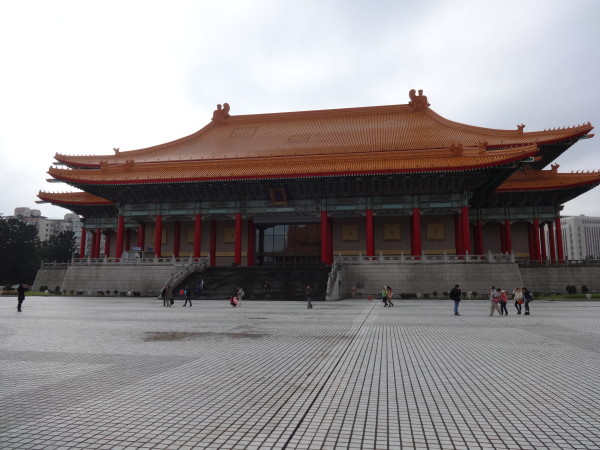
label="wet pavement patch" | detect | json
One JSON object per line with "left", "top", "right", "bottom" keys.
{"left": 143, "top": 331, "right": 267, "bottom": 341}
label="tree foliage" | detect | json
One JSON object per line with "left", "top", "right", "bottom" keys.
{"left": 40, "top": 230, "right": 77, "bottom": 263}
{"left": 0, "top": 218, "right": 41, "bottom": 285}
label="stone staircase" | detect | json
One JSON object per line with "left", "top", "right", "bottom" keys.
{"left": 176, "top": 266, "right": 331, "bottom": 301}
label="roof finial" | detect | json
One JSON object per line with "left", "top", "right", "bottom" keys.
{"left": 113, "top": 147, "right": 120, "bottom": 155}
{"left": 517, "top": 124, "right": 525, "bottom": 134}
{"left": 212, "top": 103, "right": 231, "bottom": 123}
{"left": 409, "top": 89, "right": 430, "bottom": 111}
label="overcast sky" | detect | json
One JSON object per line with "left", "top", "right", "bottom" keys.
{"left": 1, "top": 0, "right": 599, "bottom": 219}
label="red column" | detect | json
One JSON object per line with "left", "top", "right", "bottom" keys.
{"left": 555, "top": 216, "right": 565, "bottom": 261}
{"left": 500, "top": 222, "right": 507, "bottom": 254}
{"left": 91, "top": 230, "right": 99, "bottom": 258}
{"left": 366, "top": 209, "right": 374, "bottom": 257}
{"left": 210, "top": 220, "right": 217, "bottom": 266}
{"left": 115, "top": 215, "right": 124, "bottom": 259}
{"left": 234, "top": 213, "right": 242, "bottom": 265}
{"left": 548, "top": 222, "right": 556, "bottom": 261}
{"left": 475, "top": 220, "right": 483, "bottom": 255}
{"left": 504, "top": 219, "right": 512, "bottom": 254}
{"left": 455, "top": 213, "right": 464, "bottom": 256}
{"left": 533, "top": 218, "right": 541, "bottom": 261}
{"left": 461, "top": 206, "right": 471, "bottom": 254}
{"left": 193, "top": 214, "right": 202, "bottom": 259}
{"left": 321, "top": 211, "right": 329, "bottom": 264}
{"left": 327, "top": 217, "right": 333, "bottom": 264}
{"left": 79, "top": 227, "right": 86, "bottom": 258}
{"left": 411, "top": 208, "right": 421, "bottom": 256}
{"left": 137, "top": 223, "right": 145, "bottom": 250}
{"left": 173, "top": 221, "right": 181, "bottom": 258}
{"left": 103, "top": 231, "right": 111, "bottom": 257}
{"left": 539, "top": 222, "right": 547, "bottom": 261}
{"left": 154, "top": 215, "right": 162, "bottom": 258}
{"left": 125, "top": 230, "right": 131, "bottom": 251}
{"left": 247, "top": 219, "right": 255, "bottom": 267}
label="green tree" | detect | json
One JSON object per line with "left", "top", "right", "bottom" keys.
{"left": 0, "top": 217, "right": 41, "bottom": 285}
{"left": 40, "top": 230, "right": 77, "bottom": 263}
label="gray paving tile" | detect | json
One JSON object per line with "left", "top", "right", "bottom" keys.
{"left": 1, "top": 297, "right": 599, "bottom": 449}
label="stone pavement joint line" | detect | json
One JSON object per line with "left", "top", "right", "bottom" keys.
{"left": 1, "top": 297, "right": 599, "bottom": 449}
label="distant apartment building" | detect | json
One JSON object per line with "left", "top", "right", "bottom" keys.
{"left": 559, "top": 216, "right": 600, "bottom": 260}
{"left": 9, "top": 207, "right": 83, "bottom": 243}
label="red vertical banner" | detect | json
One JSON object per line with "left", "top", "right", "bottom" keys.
{"left": 194, "top": 214, "right": 202, "bottom": 260}
{"left": 154, "top": 215, "right": 162, "bottom": 258}
{"left": 366, "top": 209, "right": 374, "bottom": 257}
{"left": 79, "top": 227, "right": 86, "bottom": 258}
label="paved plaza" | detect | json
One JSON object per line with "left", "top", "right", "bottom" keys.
{"left": 1, "top": 296, "right": 599, "bottom": 449}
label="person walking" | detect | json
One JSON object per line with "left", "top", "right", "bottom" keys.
{"left": 161, "top": 285, "right": 169, "bottom": 307}
{"left": 381, "top": 286, "right": 389, "bottom": 307}
{"left": 450, "top": 284, "right": 462, "bottom": 316}
{"left": 523, "top": 287, "right": 533, "bottom": 315}
{"left": 305, "top": 284, "right": 313, "bottom": 309}
{"left": 17, "top": 284, "right": 26, "bottom": 312}
{"left": 513, "top": 287, "right": 523, "bottom": 314}
{"left": 386, "top": 286, "right": 394, "bottom": 307}
{"left": 183, "top": 285, "right": 192, "bottom": 307}
{"left": 166, "top": 284, "right": 173, "bottom": 307}
{"left": 498, "top": 287, "right": 509, "bottom": 315}
{"left": 264, "top": 280, "right": 271, "bottom": 298}
{"left": 489, "top": 286, "right": 501, "bottom": 317}
{"left": 237, "top": 286, "right": 245, "bottom": 306}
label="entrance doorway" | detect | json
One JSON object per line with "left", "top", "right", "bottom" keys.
{"left": 255, "top": 223, "right": 321, "bottom": 266}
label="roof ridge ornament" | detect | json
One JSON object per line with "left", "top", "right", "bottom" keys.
{"left": 450, "top": 143, "right": 463, "bottom": 156}
{"left": 517, "top": 124, "right": 525, "bottom": 134}
{"left": 408, "top": 89, "right": 430, "bottom": 111}
{"left": 212, "top": 103, "right": 231, "bottom": 123}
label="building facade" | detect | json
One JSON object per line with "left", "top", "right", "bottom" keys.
{"left": 9, "top": 207, "right": 82, "bottom": 243}
{"left": 37, "top": 91, "right": 599, "bottom": 266}
{"left": 559, "top": 216, "right": 600, "bottom": 260}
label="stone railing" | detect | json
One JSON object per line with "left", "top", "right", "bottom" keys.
{"left": 66, "top": 255, "right": 205, "bottom": 266}
{"left": 339, "top": 251, "right": 515, "bottom": 264}
{"left": 165, "top": 258, "right": 209, "bottom": 288}
{"left": 325, "top": 257, "right": 341, "bottom": 300}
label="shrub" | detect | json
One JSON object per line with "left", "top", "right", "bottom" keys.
{"left": 54, "top": 286, "right": 61, "bottom": 294}
{"left": 39, "top": 285, "right": 48, "bottom": 292}
{"left": 432, "top": 290, "right": 438, "bottom": 298}
{"left": 471, "top": 291, "right": 478, "bottom": 299}
{"left": 533, "top": 291, "right": 541, "bottom": 298}
{"left": 461, "top": 291, "right": 467, "bottom": 298}
{"left": 443, "top": 291, "right": 449, "bottom": 298}
{"left": 114, "top": 289, "right": 119, "bottom": 296}
{"left": 581, "top": 285, "right": 589, "bottom": 294}
{"left": 566, "top": 285, "right": 577, "bottom": 295}
{"left": 70, "top": 290, "right": 75, "bottom": 295}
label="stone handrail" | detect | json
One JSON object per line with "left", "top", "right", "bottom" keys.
{"left": 165, "top": 258, "right": 209, "bottom": 289}
{"left": 325, "top": 257, "right": 341, "bottom": 300}
{"left": 339, "top": 251, "right": 516, "bottom": 264}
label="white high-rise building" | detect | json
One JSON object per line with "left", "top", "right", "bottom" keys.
{"left": 8, "top": 208, "right": 82, "bottom": 243}
{"left": 560, "top": 216, "right": 600, "bottom": 260}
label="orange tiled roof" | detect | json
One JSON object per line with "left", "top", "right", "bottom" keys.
{"left": 48, "top": 145, "right": 539, "bottom": 185}
{"left": 497, "top": 166, "right": 600, "bottom": 192}
{"left": 52, "top": 93, "right": 593, "bottom": 168}
{"left": 37, "top": 191, "right": 114, "bottom": 205}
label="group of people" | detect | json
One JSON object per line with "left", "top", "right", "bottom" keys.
{"left": 230, "top": 286, "right": 245, "bottom": 307}
{"left": 489, "top": 286, "right": 533, "bottom": 316}
{"left": 450, "top": 284, "right": 533, "bottom": 316}
{"left": 380, "top": 286, "right": 395, "bottom": 307}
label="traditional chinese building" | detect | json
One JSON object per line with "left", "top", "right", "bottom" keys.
{"left": 38, "top": 90, "right": 599, "bottom": 269}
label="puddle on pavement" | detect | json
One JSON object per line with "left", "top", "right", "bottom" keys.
{"left": 143, "top": 331, "right": 267, "bottom": 341}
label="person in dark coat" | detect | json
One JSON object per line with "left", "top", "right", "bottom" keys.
{"left": 305, "top": 285, "right": 313, "bottom": 309}
{"left": 450, "top": 284, "right": 462, "bottom": 316}
{"left": 17, "top": 284, "right": 26, "bottom": 312}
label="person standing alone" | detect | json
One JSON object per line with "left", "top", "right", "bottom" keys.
{"left": 305, "top": 284, "right": 313, "bottom": 309}
{"left": 17, "top": 284, "right": 26, "bottom": 312}
{"left": 450, "top": 284, "right": 462, "bottom": 316}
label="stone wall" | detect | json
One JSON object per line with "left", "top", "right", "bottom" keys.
{"left": 341, "top": 262, "right": 524, "bottom": 298}
{"left": 35, "top": 264, "right": 181, "bottom": 295}
{"left": 520, "top": 266, "right": 600, "bottom": 294}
